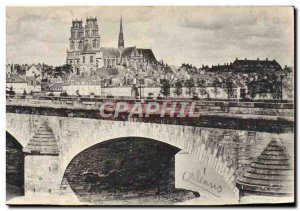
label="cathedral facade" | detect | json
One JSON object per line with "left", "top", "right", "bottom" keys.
{"left": 66, "top": 17, "right": 158, "bottom": 75}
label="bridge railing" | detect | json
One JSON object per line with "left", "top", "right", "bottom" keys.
{"left": 6, "top": 96, "right": 294, "bottom": 120}
{"left": 7, "top": 95, "right": 294, "bottom": 108}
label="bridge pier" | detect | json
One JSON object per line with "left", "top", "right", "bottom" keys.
{"left": 236, "top": 137, "right": 294, "bottom": 203}
{"left": 24, "top": 154, "right": 60, "bottom": 197}
{"left": 23, "top": 121, "right": 60, "bottom": 197}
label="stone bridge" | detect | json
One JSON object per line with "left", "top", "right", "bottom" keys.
{"left": 6, "top": 111, "right": 294, "bottom": 205}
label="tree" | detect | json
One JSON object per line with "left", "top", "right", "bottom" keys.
{"left": 224, "top": 78, "right": 235, "bottom": 98}
{"left": 199, "top": 87, "right": 208, "bottom": 99}
{"left": 173, "top": 80, "right": 183, "bottom": 97}
{"left": 197, "top": 79, "right": 206, "bottom": 87}
{"left": 15, "top": 64, "right": 26, "bottom": 75}
{"left": 7, "top": 87, "right": 15, "bottom": 96}
{"left": 147, "top": 92, "right": 154, "bottom": 99}
{"left": 160, "top": 79, "right": 171, "bottom": 97}
{"left": 246, "top": 72, "right": 282, "bottom": 99}
{"left": 282, "top": 74, "right": 293, "bottom": 100}
{"left": 60, "top": 91, "right": 68, "bottom": 97}
{"left": 61, "top": 64, "right": 73, "bottom": 74}
{"left": 185, "top": 79, "right": 196, "bottom": 97}
{"left": 246, "top": 77, "right": 258, "bottom": 99}
{"left": 212, "top": 78, "right": 221, "bottom": 98}
{"left": 43, "top": 65, "right": 54, "bottom": 77}
{"left": 269, "top": 75, "right": 282, "bottom": 99}
{"left": 54, "top": 64, "right": 73, "bottom": 76}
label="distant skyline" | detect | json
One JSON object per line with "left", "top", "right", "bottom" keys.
{"left": 6, "top": 6, "right": 294, "bottom": 67}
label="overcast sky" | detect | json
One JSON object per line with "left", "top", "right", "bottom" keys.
{"left": 6, "top": 6, "right": 294, "bottom": 67}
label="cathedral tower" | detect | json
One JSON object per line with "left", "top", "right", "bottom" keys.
{"left": 83, "top": 17, "right": 100, "bottom": 52}
{"left": 66, "top": 19, "right": 84, "bottom": 72}
{"left": 118, "top": 16, "right": 124, "bottom": 49}
{"left": 69, "top": 19, "right": 84, "bottom": 52}
{"left": 77, "top": 17, "right": 101, "bottom": 75}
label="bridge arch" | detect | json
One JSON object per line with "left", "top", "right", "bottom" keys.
{"left": 60, "top": 137, "right": 182, "bottom": 201}
{"left": 6, "top": 113, "right": 40, "bottom": 148}
{"left": 6, "top": 131, "right": 23, "bottom": 148}
{"left": 58, "top": 121, "right": 239, "bottom": 199}
{"left": 6, "top": 132, "right": 25, "bottom": 199}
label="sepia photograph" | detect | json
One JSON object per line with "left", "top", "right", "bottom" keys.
{"left": 5, "top": 6, "right": 295, "bottom": 206}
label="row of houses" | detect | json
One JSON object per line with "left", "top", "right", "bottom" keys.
{"left": 6, "top": 73, "right": 41, "bottom": 94}
{"left": 6, "top": 58, "right": 293, "bottom": 100}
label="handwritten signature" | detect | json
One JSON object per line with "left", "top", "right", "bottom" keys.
{"left": 183, "top": 168, "right": 223, "bottom": 197}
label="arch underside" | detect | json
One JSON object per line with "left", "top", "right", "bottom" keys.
{"left": 61, "top": 137, "right": 182, "bottom": 202}
{"left": 6, "top": 132, "right": 25, "bottom": 200}
{"left": 60, "top": 136, "right": 238, "bottom": 202}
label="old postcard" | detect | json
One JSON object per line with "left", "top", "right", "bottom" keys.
{"left": 6, "top": 6, "right": 295, "bottom": 206}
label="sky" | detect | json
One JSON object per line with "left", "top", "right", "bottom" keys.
{"left": 6, "top": 6, "right": 294, "bottom": 67}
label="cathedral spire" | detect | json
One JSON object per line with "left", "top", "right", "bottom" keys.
{"left": 118, "top": 16, "right": 124, "bottom": 49}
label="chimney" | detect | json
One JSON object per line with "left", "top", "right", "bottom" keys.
{"left": 266, "top": 58, "right": 268, "bottom": 61}
{"left": 257, "top": 58, "right": 259, "bottom": 61}
{"left": 245, "top": 58, "right": 247, "bottom": 61}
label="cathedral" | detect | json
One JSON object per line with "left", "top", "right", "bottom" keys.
{"left": 66, "top": 16, "right": 158, "bottom": 75}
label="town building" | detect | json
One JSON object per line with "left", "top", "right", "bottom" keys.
{"left": 232, "top": 58, "right": 282, "bottom": 73}
{"left": 6, "top": 74, "right": 27, "bottom": 94}
{"left": 6, "top": 73, "right": 41, "bottom": 94}
{"left": 62, "top": 75, "right": 102, "bottom": 96}
{"left": 209, "top": 58, "right": 282, "bottom": 73}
